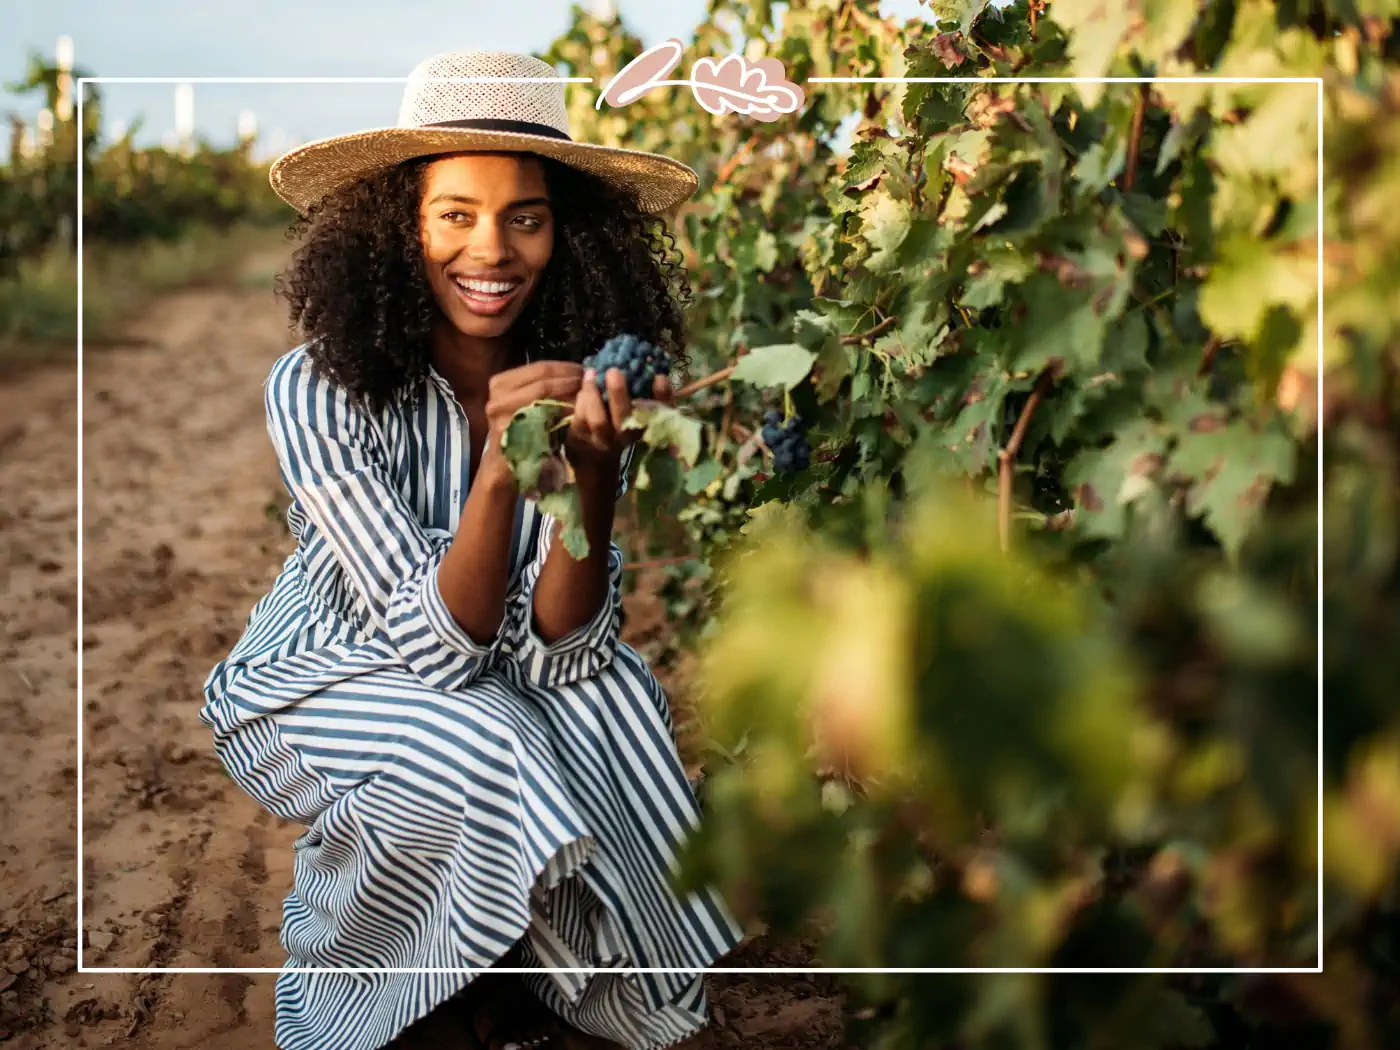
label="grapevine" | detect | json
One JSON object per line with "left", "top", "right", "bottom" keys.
{"left": 521, "top": 5, "right": 1400, "bottom": 1045}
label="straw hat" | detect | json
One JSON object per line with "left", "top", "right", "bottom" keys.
{"left": 268, "top": 51, "right": 698, "bottom": 215}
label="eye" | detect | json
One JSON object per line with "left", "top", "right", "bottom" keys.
{"left": 441, "top": 210, "right": 473, "bottom": 223}
{"left": 512, "top": 214, "right": 543, "bottom": 230}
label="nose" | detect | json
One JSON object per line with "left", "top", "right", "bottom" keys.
{"left": 464, "top": 216, "right": 512, "bottom": 266}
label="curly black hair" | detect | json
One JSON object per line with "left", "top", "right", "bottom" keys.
{"left": 274, "top": 152, "right": 691, "bottom": 415}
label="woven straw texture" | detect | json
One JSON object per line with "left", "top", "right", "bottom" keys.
{"left": 269, "top": 51, "right": 697, "bottom": 215}
{"left": 396, "top": 52, "right": 569, "bottom": 129}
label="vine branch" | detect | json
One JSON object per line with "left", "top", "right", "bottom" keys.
{"left": 716, "top": 385, "right": 734, "bottom": 459}
{"left": 676, "top": 365, "right": 735, "bottom": 398}
{"left": 714, "top": 138, "right": 757, "bottom": 187}
{"left": 997, "top": 368, "right": 1056, "bottom": 554}
{"left": 1123, "top": 85, "right": 1149, "bottom": 193}
{"left": 1197, "top": 335, "right": 1223, "bottom": 376}
{"left": 840, "top": 315, "right": 897, "bottom": 345}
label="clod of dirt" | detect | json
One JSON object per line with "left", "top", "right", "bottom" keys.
{"left": 63, "top": 998, "right": 122, "bottom": 1027}
{"left": 161, "top": 742, "right": 194, "bottom": 765}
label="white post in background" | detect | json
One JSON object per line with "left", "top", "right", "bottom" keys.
{"left": 36, "top": 108, "right": 54, "bottom": 150}
{"left": 110, "top": 118, "right": 127, "bottom": 143}
{"left": 236, "top": 109, "right": 258, "bottom": 160}
{"left": 55, "top": 36, "right": 74, "bottom": 123}
{"left": 174, "top": 82, "right": 194, "bottom": 156}
{"left": 258, "top": 126, "right": 289, "bottom": 165}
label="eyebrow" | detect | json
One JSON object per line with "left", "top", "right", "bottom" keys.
{"left": 426, "top": 193, "right": 550, "bottom": 209}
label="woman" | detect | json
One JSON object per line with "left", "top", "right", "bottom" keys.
{"left": 198, "top": 50, "right": 742, "bottom": 1050}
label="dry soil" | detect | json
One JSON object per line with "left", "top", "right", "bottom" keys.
{"left": 0, "top": 248, "right": 853, "bottom": 1050}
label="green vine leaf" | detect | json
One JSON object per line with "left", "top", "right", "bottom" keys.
{"left": 859, "top": 189, "right": 912, "bottom": 273}
{"left": 500, "top": 402, "right": 563, "bottom": 494}
{"left": 538, "top": 488, "right": 589, "bottom": 560}
{"left": 730, "top": 343, "right": 818, "bottom": 391}
{"left": 1065, "top": 419, "right": 1170, "bottom": 541}
{"left": 1167, "top": 417, "right": 1297, "bottom": 560}
{"left": 624, "top": 403, "right": 703, "bottom": 467}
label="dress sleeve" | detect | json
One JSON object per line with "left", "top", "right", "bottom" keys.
{"left": 264, "top": 350, "right": 509, "bottom": 691}
{"left": 508, "top": 443, "right": 637, "bottom": 689}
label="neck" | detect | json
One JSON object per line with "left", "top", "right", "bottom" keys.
{"left": 430, "top": 323, "right": 515, "bottom": 403}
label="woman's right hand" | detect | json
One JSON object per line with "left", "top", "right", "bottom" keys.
{"left": 481, "top": 361, "right": 586, "bottom": 478}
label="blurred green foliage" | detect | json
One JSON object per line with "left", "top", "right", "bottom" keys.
{"left": 1, "top": 51, "right": 289, "bottom": 281}
{"left": 538, "top": 0, "right": 1400, "bottom": 1046}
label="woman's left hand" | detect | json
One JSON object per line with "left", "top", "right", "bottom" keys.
{"left": 565, "top": 367, "right": 674, "bottom": 467}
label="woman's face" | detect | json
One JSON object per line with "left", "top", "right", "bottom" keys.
{"left": 419, "top": 152, "right": 554, "bottom": 340}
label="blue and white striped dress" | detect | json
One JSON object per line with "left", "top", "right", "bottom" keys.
{"left": 199, "top": 345, "right": 743, "bottom": 1050}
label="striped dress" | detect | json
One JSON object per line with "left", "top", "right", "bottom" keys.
{"left": 199, "top": 345, "right": 743, "bottom": 1050}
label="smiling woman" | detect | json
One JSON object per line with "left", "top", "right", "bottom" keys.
{"left": 420, "top": 156, "right": 554, "bottom": 329}
{"left": 198, "top": 50, "right": 742, "bottom": 1050}
{"left": 273, "top": 148, "right": 691, "bottom": 416}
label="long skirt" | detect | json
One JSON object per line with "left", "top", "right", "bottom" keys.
{"left": 203, "top": 640, "right": 742, "bottom": 1050}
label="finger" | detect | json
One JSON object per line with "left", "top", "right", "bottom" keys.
{"left": 576, "top": 371, "right": 613, "bottom": 449}
{"left": 490, "top": 361, "right": 584, "bottom": 396}
{"left": 490, "top": 376, "right": 583, "bottom": 419}
{"left": 568, "top": 398, "right": 596, "bottom": 450}
{"left": 604, "top": 368, "right": 632, "bottom": 433}
{"left": 526, "top": 375, "right": 585, "bottom": 403}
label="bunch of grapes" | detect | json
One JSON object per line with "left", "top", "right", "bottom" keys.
{"left": 583, "top": 334, "right": 668, "bottom": 404}
{"left": 761, "top": 411, "right": 810, "bottom": 472}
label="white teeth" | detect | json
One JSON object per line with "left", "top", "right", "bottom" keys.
{"left": 455, "top": 278, "right": 516, "bottom": 295}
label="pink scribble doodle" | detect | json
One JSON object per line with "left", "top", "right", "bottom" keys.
{"left": 690, "top": 55, "right": 804, "bottom": 121}
{"left": 597, "top": 39, "right": 805, "bottom": 122}
{"left": 600, "top": 39, "right": 686, "bottom": 108}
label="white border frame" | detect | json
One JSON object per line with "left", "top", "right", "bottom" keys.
{"left": 73, "top": 72, "right": 1321, "bottom": 980}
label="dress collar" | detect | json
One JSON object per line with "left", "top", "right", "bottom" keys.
{"left": 396, "top": 363, "right": 452, "bottom": 407}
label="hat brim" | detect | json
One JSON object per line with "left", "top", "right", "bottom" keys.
{"left": 268, "top": 127, "right": 699, "bottom": 216}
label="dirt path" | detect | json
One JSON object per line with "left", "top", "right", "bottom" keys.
{"left": 0, "top": 250, "right": 849, "bottom": 1050}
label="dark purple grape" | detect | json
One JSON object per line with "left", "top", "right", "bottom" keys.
{"left": 762, "top": 413, "right": 810, "bottom": 474}
{"left": 582, "top": 333, "right": 668, "bottom": 403}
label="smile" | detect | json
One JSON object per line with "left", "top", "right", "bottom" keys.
{"left": 450, "top": 275, "right": 524, "bottom": 316}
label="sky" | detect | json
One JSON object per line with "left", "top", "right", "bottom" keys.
{"left": 1, "top": 0, "right": 932, "bottom": 162}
